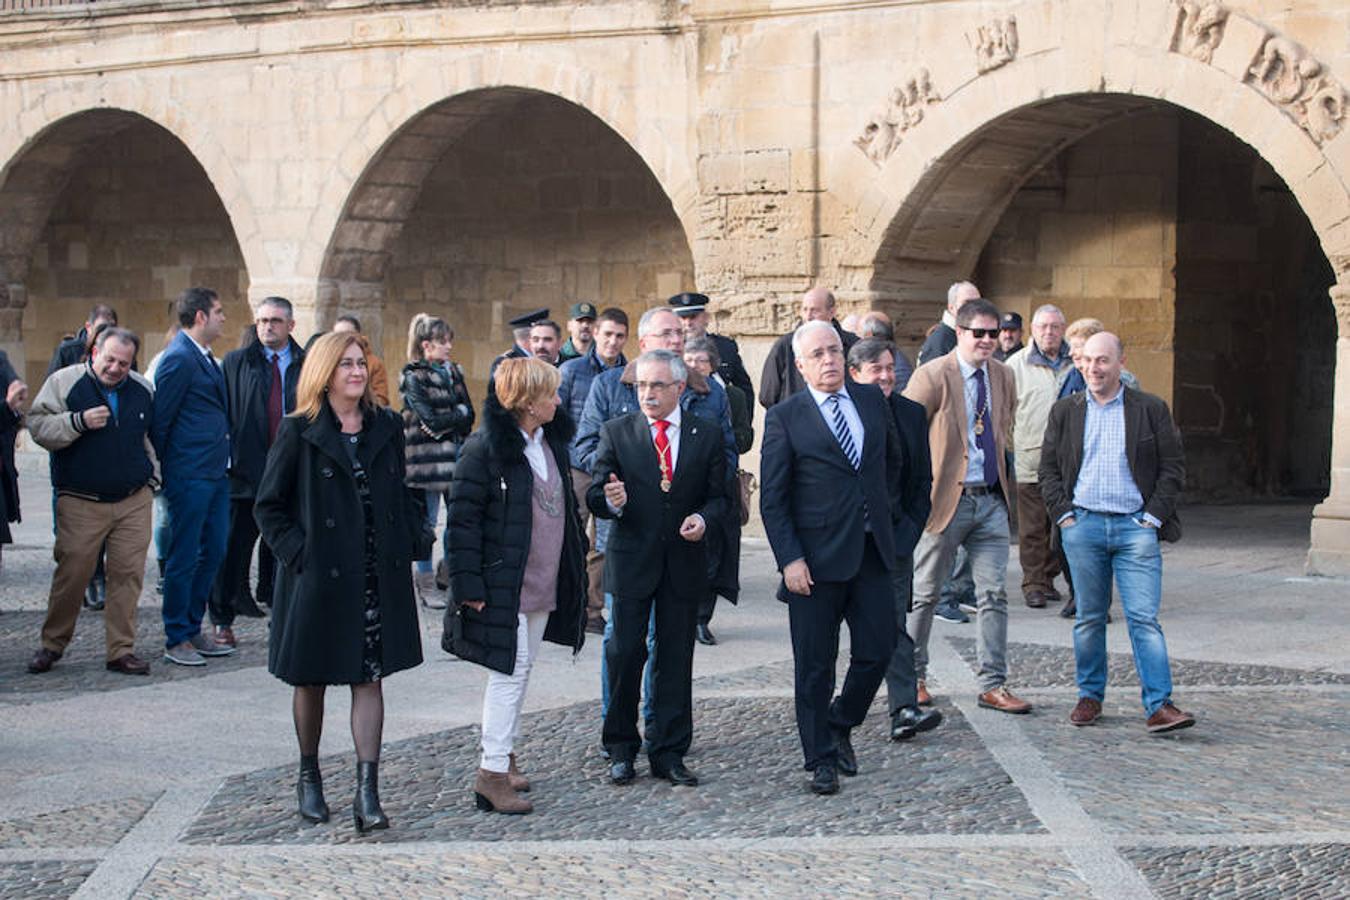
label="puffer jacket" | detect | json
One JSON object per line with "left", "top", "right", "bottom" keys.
{"left": 442, "top": 396, "right": 587, "bottom": 675}
{"left": 557, "top": 346, "right": 625, "bottom": 470}
{"left": 399, "top": 359, "right": 474, "bottom": 492}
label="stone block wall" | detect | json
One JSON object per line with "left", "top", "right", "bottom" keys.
{"left": 976, "top": 110, "right": 1180, "bottom": 403}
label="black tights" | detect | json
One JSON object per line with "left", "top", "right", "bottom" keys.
{"left": 293, "top": 682, "right": 384, "bottom": 762}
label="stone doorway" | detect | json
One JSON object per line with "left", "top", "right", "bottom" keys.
{"left": 318, "top": 88, "right": 695, "bottom": 398}
{"left": 0, "top": 110, "right": 249, "bottom": 386}
{"left": 970, "top": 104, "right": 1335, "bottom": 502}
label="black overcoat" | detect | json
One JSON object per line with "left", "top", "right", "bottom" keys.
{"left": 443, "top": 396, "right": 587, "bottom": 675}
{"left": 223, "top": 337, "right": 305, "bottom": 499}
{"left": 254, "top": 403, "right": 431, "bottom": 686}
{"left": 0, "top": 351, "right": 21, "bottom": 543}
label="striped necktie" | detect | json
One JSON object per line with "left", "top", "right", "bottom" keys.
{"left": 827, "top": 393, "right": 860, "bottom": 470}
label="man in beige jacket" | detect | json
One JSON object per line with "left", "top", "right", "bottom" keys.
{"left": 903, "top": 298, "right": 1031, "bottom": 714}
{"left": 1005, "top": 305, "right": 1075, "bottom": 609}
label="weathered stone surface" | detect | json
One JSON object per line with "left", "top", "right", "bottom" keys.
{"left": 0, "top": 861, "right": 96, "bottom": 900}
{"left": 1125, "top": 843, "right": 1350, "bottom": 900}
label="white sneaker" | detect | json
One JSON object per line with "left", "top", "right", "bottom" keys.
{"left": 164, "top": 642, "right": 206, "bottom": 667}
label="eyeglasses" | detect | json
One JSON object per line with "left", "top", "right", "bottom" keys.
{"left": 256, "top": 316, "right": 289, "bottom": 327}
{"left": 636, "top": 381, "right": 678, "bottom": 391}
{"left": 337, "top": 358, "right": 369, "bottom": 370}
{"left": 962, "top": 327, "right": 999, "bottom": 339}
{"left": 646, "top": 329, "right": 682, "bottom": 340}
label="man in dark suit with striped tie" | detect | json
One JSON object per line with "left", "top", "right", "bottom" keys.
{"left": 760, "top": 320, "right": 904, "bottom": 796}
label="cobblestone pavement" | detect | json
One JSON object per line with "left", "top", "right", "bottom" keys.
{"left": 1, "top": 490, "right": 1348, "bottom": 898}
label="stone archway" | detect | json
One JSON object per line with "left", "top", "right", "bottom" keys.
{"left": 316, "top": 86, "right": 696, "bottom": 392}
{"left": 0, "top": 108, "right": 252, "bottom": 382}
{"left": 835, "top": 2, "right": 1350, "bottom": 573}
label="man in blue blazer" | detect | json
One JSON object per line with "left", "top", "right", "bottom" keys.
{"left": 151, "top": 287, "right": 235, "bottom": 666}
{"left": 760, "top": 320, "right": 904, "bottom": 796}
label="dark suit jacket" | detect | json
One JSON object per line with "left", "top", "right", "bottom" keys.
{"left": 888, "top": 392, "right": 932, "bottom": 559}
{"left": 150, "top": 330, "right": 229, "bottom": 484}
{"left": 760, "top": 382, "right": 902, "bottom": 583}
{"left": 223, "top": 337, "right": 305, "bottom": 498}
{"left": 709, "top": 332, "right": 753, "bottom": 402}
{"left": 757, "top": 320, "right": 859, "bottom": 409}
{"left": 588, "top": 411, "right": 727, "bottom": 602}
{"left": 1037, "top": 387, "right": 1185, "bottom": 542}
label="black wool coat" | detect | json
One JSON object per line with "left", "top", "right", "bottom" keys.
{"left": 223, "top": 337, "right": 305, "bottom": 499}
{"left": 254, "top": 403, "right": 431, "bottom": 686}
{"left": 0, "top": 351, "right": 21, "bottom": 542}
{"left": 443, "top": 397, "right": 588, "bottom": 676}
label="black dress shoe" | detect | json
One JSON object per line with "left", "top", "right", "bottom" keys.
{"left": 695, "top": 623, "right": 717, "bottom": 646}
{"left": 832, "top": 728, "right": 858, "bottom": 777}
{"left": 653, "top": 761, "right": 699, "bottom": 787}
{"left": 890, "top": 706, "right": 943, "bottom": 741}
{"left": 1059, "top": 600, "right": 1076, "bottom": 619}
{"left": 609, "top": 760, "right": 636, "bottom": 785}
{"left": 810, "top": 764, "right": 839, "bottom": 795}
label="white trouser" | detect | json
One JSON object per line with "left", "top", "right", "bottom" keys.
{"left": 479, "top": 611, "right": 548, "bottom": 773}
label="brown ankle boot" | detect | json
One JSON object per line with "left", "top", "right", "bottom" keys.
{"left": 473, "top": 769, "right": 533, "bottom": 815}
{"left": 508, "top": 753, "right": 530, "bottom": 793}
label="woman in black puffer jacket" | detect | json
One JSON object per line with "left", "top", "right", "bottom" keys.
{"left": 444, "top": 358, "right": 587, "bottom": 815}
{"left": 400, "top": 313, "right": 474, "bottom": 608}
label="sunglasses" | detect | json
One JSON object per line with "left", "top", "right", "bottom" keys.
{"left": 962, "top": 327, "right": 999, "bottom": 339}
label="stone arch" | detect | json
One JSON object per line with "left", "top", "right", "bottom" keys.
{"left": 306, "top": 53, "right": 699, "bottom": 324}
{"left": 838, "top": 7, "right": 1350, "bottom": 307}
{"left": 0, "top": 106, "right": 254, "bottom": 378}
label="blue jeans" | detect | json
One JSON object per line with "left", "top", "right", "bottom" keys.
{"left": 161, "top": 476, "right": 230, "bottom": 648}
{"left": 1060, "top": 508, "right": 1174, "bottom": 715}
{"left": 415, "top": 488, "right": 450, "bottom": 574}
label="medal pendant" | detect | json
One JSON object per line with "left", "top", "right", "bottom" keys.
{"left": 660, "top": 478, "right": 672, "bottom": 493}
{"left": 974, "top": 419, "right": 985, "bottom": 436}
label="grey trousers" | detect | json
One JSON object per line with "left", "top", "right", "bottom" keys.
{"left": 909, "top": 491, "right": 1010, "bottom": 693}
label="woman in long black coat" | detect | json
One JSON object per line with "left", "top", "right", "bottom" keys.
{"left": 255, "top": 332, "right": 431, "bottom": 833}
{"left": 444, "top": 357, "right": 587, "bottom": 815}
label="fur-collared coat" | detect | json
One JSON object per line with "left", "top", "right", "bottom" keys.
{"left": 399, "top": 359, "right": 474, "bottom": 493}
{"left": 442, "top": 396, "right": 588, "bottom": 675}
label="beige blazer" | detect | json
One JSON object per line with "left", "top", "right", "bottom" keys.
{"left": 902, "top": 352, "right": 1016, "bottom": 534}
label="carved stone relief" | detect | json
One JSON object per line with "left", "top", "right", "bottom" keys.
{"left": 968, "top": 16, "right": 1018, "bottom": 74}
{"left": 1169, "top": 2, "right": 1227, "bottom": 64}
{"left": 852, "top": 69, "right": 941, "bottom": 167}
{"left": 1246, "top": 36, "right": 1348, "bottom": 146}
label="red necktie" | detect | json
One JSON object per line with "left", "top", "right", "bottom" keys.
{"left": 267, "top": 353, "right": 283, "bottom": 445}
{"left": 653, "top": 419, "right": 673, "bottom": 486}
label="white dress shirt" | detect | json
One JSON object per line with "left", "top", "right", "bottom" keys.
{"left": 805, "top": 383, "right": 864, "bottom": 460}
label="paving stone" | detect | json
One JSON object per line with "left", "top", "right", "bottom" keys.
{"left": 182, "top": 696, "right": 1045, "bottom": 845}
{"left": 140, "top": 847, "right": 1089, "bottom": 898}
{"left": 1018, "top": 692, "right": 1350, "bottom": 834}
{"left": 0, "top": 610, "right": 269, "bottom": 705}
{"left": 0, "top": 860, "right": 96, "bottom": 900}
{"left": 1124, "top": 844, "right": 1350, "bottom": 899}
{"left": 950, "top": 638, "right": 1350, "bottom": 689}
{"left": 0, "top": 796, "right": 155, "bottom": 849}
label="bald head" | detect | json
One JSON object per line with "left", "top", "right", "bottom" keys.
{"left": 1082, "top": 331, "right": 1127, "bottom": 402}
{"left": 947, "top": 281, "right": 980, "bottom": 314}
{"left": 800, "top": 287, "right": 836, "bottom": 324}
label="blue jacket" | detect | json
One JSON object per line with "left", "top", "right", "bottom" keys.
{"left": 151, "top": 330, "right": 230, "bottom": 483}
{"left": 558, "top": 346, "right": 626, "bottom": 469}
{"left": 575, "top": 361, "right": 736, "bottom": 477}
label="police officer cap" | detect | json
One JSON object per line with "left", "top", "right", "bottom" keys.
{"left": 568, "top": 302, "right": 597, "bottom": 321}
{"left": 668, "top": 292, "right": 709, "bottom": 316}
{"left": 1000, "top": 312, "right": 1023, "bottom": 330}
{"left": 508, "top": 308, "right": 551, "bottom": 328}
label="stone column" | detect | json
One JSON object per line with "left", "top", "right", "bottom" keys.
{"left": 1308, "top": 283, "right": 1350, "bottom": 576}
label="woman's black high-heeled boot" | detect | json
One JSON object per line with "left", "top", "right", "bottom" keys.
{"left": 352, "top": 761, "right": 389, "bottom": 833}
{"left": 297, "top": 755, "right": 329, "bottom": 823}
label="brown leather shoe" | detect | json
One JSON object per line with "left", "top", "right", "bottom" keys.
{"left": 214, "top": 626, "right": 237, "bottom": 648}
{"left": 27, "top": 648, "right": 61, "bottom": 674}
{"left": 1146, "top": 702, "right": 1195, "bottom": 734}
{"left": 473, "top": 769, "right": 532, "bottom": 814}
{"left": 916, "top": 680, "right": 933, "bottom": 706}
{"left": 1024, "top": 591, "right": 1048, "bottom": 609}
{"left": 977, "top": 686, "right": 1033, "bottom": 714}
{"left": 106, "top": 653, "right": 151, "bottom": 676}
{"left": 1069, "top": 697, "right": 1102, "bottom": 726}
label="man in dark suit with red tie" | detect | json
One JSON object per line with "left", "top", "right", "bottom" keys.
{"left": 760, "top": 320, "right": 905, "bottom": 796}
{"left": 211, "top": 297, "right": 306, "bottom": 647}
{"left": 588, "top": 349, "right": 727, "bottom": 788}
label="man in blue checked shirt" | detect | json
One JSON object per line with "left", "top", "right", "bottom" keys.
{"left": 1038, "top": 332, "right": 1194, "bottom": 734}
